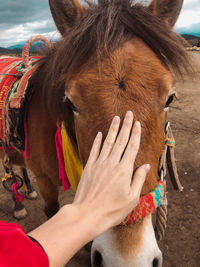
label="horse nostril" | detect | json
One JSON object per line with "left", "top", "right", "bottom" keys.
{"left": 93, "top": 250, "right": 103, "bottom": 267}
{"left": 152, "top": 257, "right": 159, "bottom": 267}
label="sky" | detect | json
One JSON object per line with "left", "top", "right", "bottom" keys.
{"left": 0, "top": 0, "right": 199, "bottom": 47}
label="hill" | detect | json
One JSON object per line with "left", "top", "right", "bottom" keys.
{"left": 0, "top": 47, "right": 21, "bottom": 55}
{"left": 0, "top": 47, "right": 13, "bottom": 53}
{"left": 181, "top": 34, "right": 200, "bottom": 41}
{"left": 181, "top": 34, "right": 200, "bottom": 47}
{"left": 0, "top": 42, "right": 46, "bottom": 55}
{"left": 8, "top": 42, "right": 47, "bottom": 53}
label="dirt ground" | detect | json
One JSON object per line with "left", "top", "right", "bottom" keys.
{"left": 0, "top": 52, "right": 200, "bottom": 267}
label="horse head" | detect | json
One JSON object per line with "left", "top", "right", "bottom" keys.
{"left": 47, "top": 0, "right": 191, "bottom": 266}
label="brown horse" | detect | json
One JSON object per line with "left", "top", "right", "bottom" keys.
{"left": 1, "top": 0, "right": 194, "bottom": 266}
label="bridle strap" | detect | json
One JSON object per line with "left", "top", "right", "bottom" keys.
{"left": 122, "top": 181, "right": 165, "bottom": 225}
{"left": 166, "top": 126, "right": 183, "bottom": 191}
{"left": 159, "top": 123, "right": 183, "bottom": 191}
{"left": 155, "top": 123, "right": 183, "bottom": 241}
{"left": 122, "top": 122, "right": 183, "bottom": 227}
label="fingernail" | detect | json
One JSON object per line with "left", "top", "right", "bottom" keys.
{"left": 96, "top": 132, "right": 102, "bottom": 139}
{"left": 113, "top": 116, "right": 120, "bottom": 124}
{"left": 143, "top": 164, "right": 151, "bottom": 172}
{"left": 125, "top": 111, "right": 133, "bottom": 120}
{"left": 134, "top": 121, "right": 141, "bottom": 128}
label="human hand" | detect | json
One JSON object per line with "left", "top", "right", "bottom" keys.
{"left": 28, "top": 111, "right": 150, "bottom": 266}
{"left": 73, "top": 111, "right": 150, "bottom": 236}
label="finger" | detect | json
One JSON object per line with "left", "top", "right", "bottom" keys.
{"left": 121, "top": 121, "right": 141, "bottom": 167}
{"left": 109, "top": 111, "right": 133, "bottom": 163}
{"left": 130, "top": 164, "right": 150, "bottom": 197}
{"left": 98, "top": 116, "right": 120, "bottom": 162}
{"left": 86, "top": 132, "right": 103, "bottom": 166}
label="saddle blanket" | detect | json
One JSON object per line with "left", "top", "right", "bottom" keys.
{"left": 0, "top": 56, "right": 40, "bottom": 155}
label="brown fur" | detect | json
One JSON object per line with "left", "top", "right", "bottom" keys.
{"left": 114, "top": 219, "right": 147, "bottom": 256}
{"left": 1, "top": 0, "right": 195, "bottom": 258}
{"left": 49, "top": 0, "right": 84, "bottom": 34}
{"left": 149, "top": 0, "right": 184, "bottom": 26}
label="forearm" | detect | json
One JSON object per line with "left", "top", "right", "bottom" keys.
{"left": 28, "top": 204, "right": 98, "bottom": 267}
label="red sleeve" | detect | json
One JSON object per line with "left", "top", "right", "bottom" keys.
{"left": 0, "top": 220, "right": 49, "bottom": 267}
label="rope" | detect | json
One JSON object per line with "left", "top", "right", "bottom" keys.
{"left": 22, "top": 35, "right": 51, "bottom": 68}
{"left": 155, "top": 205, "right": 168, "bottom": 241}
{"left": 155, "top": 124, "right": 183, "bottom": 241}
{"left": 166, "top": 127, "right": 184, "bottom": 192}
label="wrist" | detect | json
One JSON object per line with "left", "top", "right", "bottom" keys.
{"left": 66, "top": 203, "right": 108, "bottom": 240}
{"left": 29, "top": 203, "right": 104, "bottom": 267}
{"left": 60, "top": 204, "right": 99, "bottom": 242}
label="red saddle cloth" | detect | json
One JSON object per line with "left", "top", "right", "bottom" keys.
{"left": 0, "top": 56, "right": 40, "bottom": 144}
{"left": 0, "top": 56, "right": 22, "bottom": 140}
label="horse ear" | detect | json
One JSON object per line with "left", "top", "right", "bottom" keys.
{"left": 49, "top": 0, "right": 84, "bottom": 35}
{"left": 149, "top": 0, "right": 183, "bottom": 27}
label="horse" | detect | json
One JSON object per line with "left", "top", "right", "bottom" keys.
{"left": 0, "top": 0, "right": 194, "bottom": 266}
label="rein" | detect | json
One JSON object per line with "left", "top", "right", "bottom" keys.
{"left": 153, "top": 122, "right": 183, "bottom": 240}
{"left": 159, "top": 122, "right": 183, "bottom": 192}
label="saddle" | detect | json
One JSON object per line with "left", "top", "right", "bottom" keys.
{"left": 0, "top": 34, "right": 51, "bottom": 153}
{"left": 0, "top": 56, "right": 40, "bottom": 153}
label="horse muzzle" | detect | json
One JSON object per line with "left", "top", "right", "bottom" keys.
{"left": 91, "top": 215, "right": 163, "bottom": 267}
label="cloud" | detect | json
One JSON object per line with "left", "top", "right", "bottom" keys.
{"left": 181, "top": 0, "right": 200, "bottom": 10}
{"left": 176, "top": 5, "right": 200, "bottom": 28}
{"left": 176, "top": 22, "right": 200, "bottom": 37}
{"left": 0, "top": 0, "right": 57, "bottom": 47}
{"left": 175, "top": 0, "right": 200, "bottom": 36}
{"left": 0, "top": 0, "right": 50, "bottom": 26}
{"left": 0, "top": 20, "right": 59, "bottom": 47}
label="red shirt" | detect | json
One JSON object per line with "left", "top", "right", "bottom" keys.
{"left": 0, "top": 221, "right": 49, "bottom": 267}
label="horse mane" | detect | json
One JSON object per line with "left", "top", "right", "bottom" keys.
{"left": 32, "top": 0, "right": 193, "bottom": 119}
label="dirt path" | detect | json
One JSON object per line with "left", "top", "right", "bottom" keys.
{"left": 0, "top": 52, "right": 199, "bottom": 267}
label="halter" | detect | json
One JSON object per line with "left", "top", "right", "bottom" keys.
{"left": 122, "top": 122, "right": 183, "bottom": 228}
{"left": 122, "top": 180, "right": 165, "bottom": 225}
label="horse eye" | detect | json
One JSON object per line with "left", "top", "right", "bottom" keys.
{"left": 164, "top": 92, "right": 176, "bottom": 111}
{"left": 65, "top": 97, "right": 78, "bottom": 114}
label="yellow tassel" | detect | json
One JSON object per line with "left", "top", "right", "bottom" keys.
{"left": 61, "top": 123, "right": 83, "bottom": 191}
